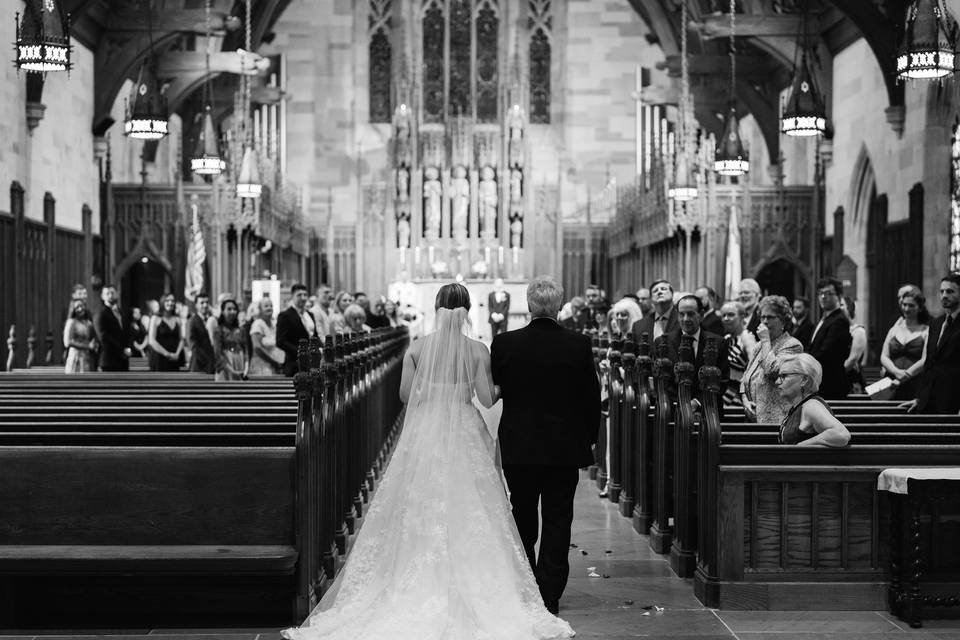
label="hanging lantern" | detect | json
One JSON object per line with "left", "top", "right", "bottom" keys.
{"left": 670, "top": 0, "right": 698, "bottom": 201}
{"left": 236, "top": 145, "right": 262, "bottom": 198}
{"left": 714, "top": 102, "right": 750, "bottom": 176}
{"left": 123, "top": 59, "right": 169, "bottom": 140}
{"left": 14, "top": 0, "right": 71, "bottom": 73}
{"left": 897, "top": 0, "right": 956, "bottom": 80}
{"left": 191, "top": 108, "right": 226, "bottom": 175}
{"left": 669, "top": 151, "right": 698, "bottom": 201}
{"left": 781, "top": 53, "right": 827, "bottom": 136}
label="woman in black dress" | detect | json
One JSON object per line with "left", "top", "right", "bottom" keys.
{"left": 880, "top": 287, "right": 930, "bottom": 400}
{"left": 776, "top": 353, "right": 851, "bottom": 447}
{"left": 148, "top": 293, "right": 184, "bottom": 371}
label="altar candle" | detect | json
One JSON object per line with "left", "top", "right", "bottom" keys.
{"left": 498, "top": 246, "right": 504, "bottom": 265}
{"left": 428, "top": 245, "right": 435, "bottom": 265}
{"left": 484, "top": 247, "right": 491, "bottom": 264}
{"left": 512, "top": 246, "right": 519, "bottom": 265}
{"left": 414, "top": 246, "right": 421, "bottom": 264}
{"left": 399, "top": 246, "right": 406, "bottom": 265}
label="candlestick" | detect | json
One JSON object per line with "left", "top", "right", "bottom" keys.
{"left": 414, "top": 246, "right": 421, "bottom": 264}
{"left": 399, "top": 246, "right": 406, "bottom": 266}
{"left": 428, "top": 246, "right": 435, "bottom": 265}
{"left": 512, "top": 246, "right": 519, "bottom": 265}
{"left": 484, "top": 247, "right": 491, "bottom": 264}
{"left": 498, "top": 246, "right": 504, "bottom": 265}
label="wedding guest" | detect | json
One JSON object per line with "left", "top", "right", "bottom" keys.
{"left": 343, "top": 304, "right": 372, "bottom": 334}
{"left": 148, "top": 293, "right": 184, "bottom": 371}
{"left": 807, "top": 276, "right": 852, "bottom": 400}
{"left": 63, "top": 299, "right": 96, "bottom": 373}
{"left": 695, "top": 286, "right": 723, "bottom": 335}
{"left": 904, "top": 274, "right": 960, "bottom": 414}
{"left": 366, "top": 296, "right": 391, "bottom": 329}
{"left": 187, "top": 292, "right": 215, "bottom": 374}
{"left": 328, "top": 291, "right": 355, "bottom": 335}
{"left": 720, "top": 301, "right": 757, "bottom": 407}
{"left": 610, "top": 298, "right": 643, "bottom": 339}
{"left": 636, "top": 287, "right": 653, "bottom": 316}
{"left": 739, "top": 278, "right": 763, "bottom": 339}
{"left": 659, "top": 294, "right": 730, "bottom": 400}
{"left": 841, "top": 296, "right": 868, "bottom": 393}
{"left": 310, "top": 284, "right": 333, "bottom": 340}
{"left": 792, "top": 296, "right": 814, "bottom": 349}
{"left": 128, "top": 307, "right": 148, "bottom": 358}
{"left": 880, "top": 286, "right": 929, "bottom": 400}
{"left": 489, "top": 278, "right": 512, "bottom": 336}
{"left": 741, "top": 295, "right": 804, "bottom": 423}
{"left": 277, "top": 284, "right": 319, "bottom": 377}
{"left": 576, "top": 284, "right": 608, "bottom": 332}
{"left": 249, "top": 297, "right": 284, "bottom": 376}
{"left": 212, "top": 298, "right": 247, "bottom": 381}
{"left": 776, "top": 353, "right": 851, "bottom": 447}
{"left": 94, "top": 285, "right": 132, "bottom": 372}
{"left": 631, "top": 279, "right": 678, "bottom": 344}
{"left": 381, "top": 298, "right": 401, "bottom": 328}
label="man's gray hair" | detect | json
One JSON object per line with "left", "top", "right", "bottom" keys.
{"left": 527, "top": 276, "right": 564, "bottom": 318}
{"left": 739, "top": 278, "right": 761, "bottom": 294}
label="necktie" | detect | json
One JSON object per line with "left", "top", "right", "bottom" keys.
{"left": 939, "top": 314, "right": 953, "bottom": 346}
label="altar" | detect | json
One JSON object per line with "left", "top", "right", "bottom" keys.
{"left": 389, "top": 278, "right": 530, "bottom": 343}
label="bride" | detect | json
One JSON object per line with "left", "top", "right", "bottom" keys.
{"left": 283, "top": 283, "right": 574, "bottom": 640}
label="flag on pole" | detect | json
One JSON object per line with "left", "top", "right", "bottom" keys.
{"left": 185, "top": 202, "right": 206, "bottom": 301}
{"left": 724, "top": 203, "right": 741, "bottom": 302}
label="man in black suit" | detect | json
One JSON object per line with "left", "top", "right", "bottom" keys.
{"left": 658, "top": 294, "right": 730, "bottom": 400}
{"left": 93, "top": 284, "right": 131, "bottom": 372}
{"left": 631, "top": 279, "right": 679, "bottom": 346}
{"left": 491, "top": 276, "right": 601, "bottom": 616}
{"left": 575, "top": 283, "right": 609, "bottom": 332}
{"left": 276, "top": 283, "right": 318, "bottom": 377}
{"left": 792, "top": 296, "right": 814, "bottom": 349}
{"left": 695, "top": 286, "right": 723, "bottom": 336}
{"left": 807, "top": 276, "right": 852, "bottom": 400}
{"left": 906, "top": 274, "right": 960, "bottom": 414}
{"left": 187, "top": 292, "right": 215, "bottom": 374}
{"left": 488, "top": 278, "right": 511, "bottom": 336}
{"left": 739, "top": 278, "right": 762, "bottom": 339}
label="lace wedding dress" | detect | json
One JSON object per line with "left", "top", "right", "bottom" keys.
{"left": 282, "top": 307, "right": 574, "bottom": 640}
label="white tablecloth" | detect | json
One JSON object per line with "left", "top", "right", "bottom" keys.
{"left": 877, "top": 468, "right": 960, "bottom": 495}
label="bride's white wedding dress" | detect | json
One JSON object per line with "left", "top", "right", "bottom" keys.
{"left": 283, "top": 307, "right": 574, "bottom": 640}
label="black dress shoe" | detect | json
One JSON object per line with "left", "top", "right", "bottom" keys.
{"left": 545, "top": 602, "right": 559, "bottom": 615}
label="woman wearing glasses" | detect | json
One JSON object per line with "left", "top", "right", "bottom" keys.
{"left": 740, "top": 295, "right": 804, "bottom": 423}
{"left": 776, "top": 353, "right": 851, "bottom": 447}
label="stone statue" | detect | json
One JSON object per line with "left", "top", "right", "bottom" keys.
{"left": 396, "top": 167, "right": 410, "bottom": 202}
{"left": 397, "top": 213, "right": 411, "bottom": 249}
{"left": 510, "top": 215, "right": 523, "bottom": 249}
{"left": 507, "top": 104, "right": 524, "bottom": 168}
{"left": 510, "top": 168, "right": 523, "bottom": 205}
{"left": 393, "top": 105, "right": 412, "bottom": 166}
{"left": 478, "top": 166, "right": 498, "bottom": 236}
{"left": 450, "top": 165, "right": 470, "bottom": 241}
{"left": 423, "top": 166, "right": 442, "bottom": 239}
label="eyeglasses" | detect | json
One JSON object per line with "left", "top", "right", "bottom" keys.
{"left": 818, "top": 290, "right": 837, "bottom": 298}
{"left": 759, "top": 315, "right": 780, "bottom": 322}
{"left": 776, "top": 372, "right": 800, "bottom": 383}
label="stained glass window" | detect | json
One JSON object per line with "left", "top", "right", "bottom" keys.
{"left": 529, "top": 0, "right": 552, "bottom": 124}
{"left": 449, "top": 0, "right": 472, "bottom": 117}
{"left": 475, "top": 1, "right": 499, "bottom": 122}
{"left": 369, "top": 0, "right": 392, "bottom": 123}
{"left": 422, "top": 1, "right": 445, "bottom": 122}
{"left": 951, "top": 120, "right": 960, "bottom": 272}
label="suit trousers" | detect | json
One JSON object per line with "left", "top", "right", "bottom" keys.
{"left": 502, "top": 464, "right": 580, "bottom": 608}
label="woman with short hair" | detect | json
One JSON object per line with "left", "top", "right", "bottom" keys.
{"left": 343, "top": 303, "right": 372, "bottom": 334}
{"left": 740, "top": 295, "right": 803, "bottom": 423}
{"left": 776, "top": 353, "right": 851, "bottom": 447}
{"left": 609, "top": 298, "right": 643, "bottom": 338}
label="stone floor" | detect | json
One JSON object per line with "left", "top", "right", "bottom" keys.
{"left": 4, "top": 472, "right": 959, "bottom": 640}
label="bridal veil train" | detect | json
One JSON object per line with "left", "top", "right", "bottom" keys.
{"left": 282, "top": 294, "right": 574, "bottom": 640}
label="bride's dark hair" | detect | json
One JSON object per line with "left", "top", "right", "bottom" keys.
{"left": 435, "top": 283, "right": 471, "bottom": 311}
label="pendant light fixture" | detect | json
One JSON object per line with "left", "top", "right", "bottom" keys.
{"left": 123, "top": 2, "right": 168, "bottom": 140}
{"left": 713, "top": 0, "right": 749, "bottom": 177}
{"left": 897, "top": 0, "right": 956, "bottom": 80}
{"left": 236, "top": 0, "right": 261, "bottom": 198}
{"left": 14, "top": 0, "right": 71, "bottom": 73}
{"left": 781, "top": 1, "right": 827, "bottom": 136}
{"left": 191, "top": 0, "right": 225, "bottom": 175}
{"left": 669, "top": 0, "right": 698, "bottom": 202}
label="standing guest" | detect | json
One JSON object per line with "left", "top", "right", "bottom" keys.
{"left": 904, "top": 274, "right": 960, "bottom": 414}
{"left": 381, "top": 299, "right": 402, "bottom": 328}
{"left": 343, "top": 304, "right": 373, "bottom": 334}
{"left": 880, "top": 287, "right": 929, "bottom": 400}
{"left": 559, "top": 297, "right": 583, "bottom": 331}
{"left": 610, "top": 298, "right": 643, "bottom": 338}
{"left": 354, "top": 291, "right": 374, "bottom": 326}
{"left": 329, "top": 291, "right": 355, "bottom": 335}
{"left": 187, "top": 292, "right": 215, "bottom": 374}
{"left": 792, "top": 296, "right": 814, "bottom": 349}
{"left": 211, "top": 298, "right": 247, "bottom": 381}
{"left": 489, "top": 278, "right": 512, "bottom": 336}
{"left": 840, "top": 296, "right": 868, "bottom": 393}
{"left": 366, "top": 296, "right": 391, "bottom": 329}
{"left": 575, "top": 284, "right": 608, "bottom": 332}
{"left": 696, "top": 286, "right": 723, "bottom": 335}
{"left": 631, "top": 279, "right": 679, "bottom": 345}
{"left": 310, "top": 284, "right": 333, "bottom": 340}
{"left": 63, "top": 299, "right": 96, "bottom": 373}
{"left": 128, "top": 307, "right": 148, "bottom": 358}
{"left": 94, "top": 284, "right": 132, "bottom": 372}
{"left": 249, "top": 297, "right": 284, "bottom": 376}
{"left": 776, "top": 354, "right": 851, "bottom": 446}
{"left": 148, "top": 293, "right": 184, "bottom": 371}
{"left": 807, "top": 276, "right": 852, "bottom": 400}
{"left": 738, "top": 278, "right": 763, "bottom": 339}
{"left": 660, "top": 294, "right": 729, "bottom": 399}
{"left": 277, "top": 283, "right": 319, "bottom": 377}
{"left": 741, "top": 295, "right": 804, "bottom": 423}
{"left": 636, "top": 287, "right": 653, "bottom": 317}
{"left": 720, "top": 301, "right": 757, "bottom": 407}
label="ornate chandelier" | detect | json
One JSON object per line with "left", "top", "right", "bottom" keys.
{"left": 781, "top": 4, "right": 826, "bottom": 137}
{"left": 713, "top": 0, "right": 749, "bottom": 177}
{"left": 123, "top": 57, "right": 169, "bottom": 140}
{"left": 236, "top": 0, "right": 261, "bottom": 198}
{"left": 191, "top": 0, "right": 225, "bottom": 175}
{"left": 669, "top": 0, "right": 698, "bottom": 202}
{"left": 897, "top": 0, "right": 956, "bottom": 80}
{"left": 14, "top": 0, "right": 71, "bottom": 73}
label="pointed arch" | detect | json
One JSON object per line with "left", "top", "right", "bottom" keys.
{"left": 849, "top": 145, "right": 876, "bottom": 230}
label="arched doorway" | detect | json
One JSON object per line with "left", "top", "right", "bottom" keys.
{"left": 121, "top": 257, "right": 171, "bottom": 314}
{"left": 756, "top": 258, "right": 796, "bottom": 300}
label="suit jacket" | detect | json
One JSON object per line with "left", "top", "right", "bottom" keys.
{"left": 93, "top": 306, "right": 130, "bottom": 371}
{"left": 793, "top": 316, "right": 814, "bottom": 350}
{"left": 187, "top": 313, "right": 215, "bottom": 374}
{"left": 631, "top": 305, "right": 679, "bottom": 347}
{"left": 491, "top": 318, "right": 601, "bottom": 467}
{"left": 656, "top": 328, "right": 730, "bottom": 400}
{"left": 276, "top": 306, "right": 317, "bottom": 377}
{"left": 701, "top": 309, "right": 723, "bottom": 336}
{"left": 807, "top": 308, "right": 852, "bottom": 400}
{"left": 488, "top": 291, "right": 511, "bottom": 327}
{"left": 745, "top": 308, "right": 762, "bottom": 340}
{"left": 917, "top": 312, "right": 960, "bottom": 414}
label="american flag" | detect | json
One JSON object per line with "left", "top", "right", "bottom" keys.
{"left": 185, "top": 202, "right": 206, "bottom": 301}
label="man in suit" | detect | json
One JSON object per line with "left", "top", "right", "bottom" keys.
{"left": 631, "top": 279, "right": 679, "bottom": 345}
{"left": 695, "top": 286, "right": 723, "bottom": 335}
{"left": 739, "top": 278, "right": 762, "bottom": 339}
{"left": 93, "top": 285, "right": 131, "bottom": 372}
{"left": 575, "top": 284, "right": 609, "bottom": 332}
{"left": 491, "top": 276, "right": 601, "bottom": 616}
{"left": 310, "top": 284, "right": 333, "bottom": 339}
{"left": 906, "top": 274, "right": 960, "bottom": 414}
{"left": 792, "top": 296, "right": 814, "bottom": 349}
{"left": 659, "top": 294, "right": 730, "bottom": 400}
{"left": 488, "top": 278, "right": 511, "bottom": 336}
{"left": 807, "top": 276, "right": 852, "bottom": 400}
{"left": 276, "top": 283, "right": 318, "bottom": 377}
{"left": 187, "top": 292, "right": 215, "bottom": 374}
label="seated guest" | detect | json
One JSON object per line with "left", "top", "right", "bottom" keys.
{"left": 808, "top": 276, "right": 852, "bottom": 400}
{"left": 720, "top": 301, "right": 757, "bottom": 407}
{"left": 610, "top": 297, "right": 643, "bottom": 339}
{"left": 212, "top": 298, "right": 247, "bottom": 381}
{"left": 249, "top": 297, "right": 285, "bottom": 376}
{"left": 880, "top": 286, "right": 929, "bottom": 400}
{"left": 741, "top": 295, "right": 803, "bottom": 423}
{"left": 343, "top": 304, "right": 372, "bottom": 334}
{"left": 776, "top": 353, "right": 851, "bottom": 447}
